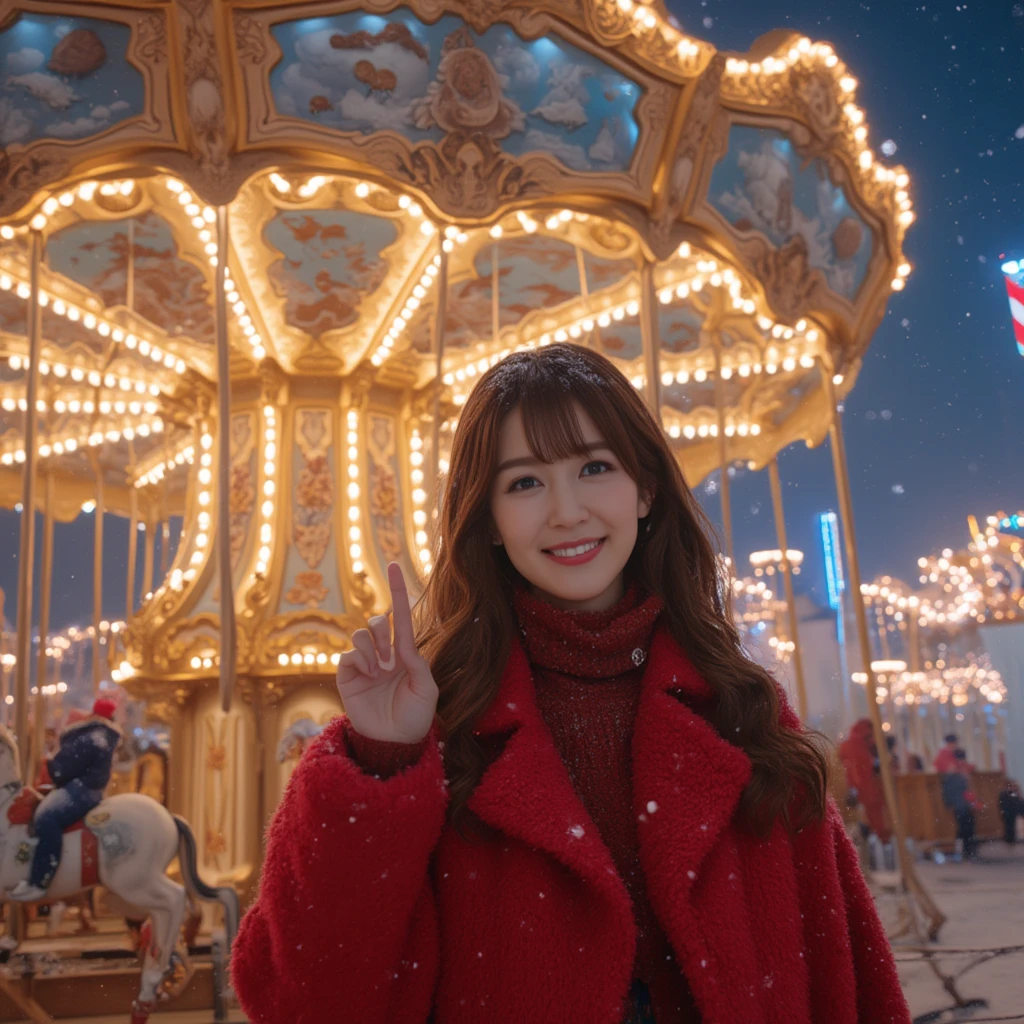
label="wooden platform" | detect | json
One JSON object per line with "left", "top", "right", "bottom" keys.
{"left": 895, "top": 771, "right": 1007, "bottom": 846}
{"left": 0, "top": 961, "right": 225, "bottom": 1021}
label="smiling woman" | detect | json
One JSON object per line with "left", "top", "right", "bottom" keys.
{"left": 234, "top": 342, "right": 911, "bottom": 1024}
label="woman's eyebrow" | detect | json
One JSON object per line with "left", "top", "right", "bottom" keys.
{"left": 496, "top": 443, "right": 611, "bottom": 474}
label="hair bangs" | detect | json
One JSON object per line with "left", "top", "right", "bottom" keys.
{"left": 500, "top": 354, "right": 643, "bottom": 484}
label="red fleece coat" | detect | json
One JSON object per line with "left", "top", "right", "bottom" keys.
{"left": 232, "top": 622, "right": 911, "bottom": 1023}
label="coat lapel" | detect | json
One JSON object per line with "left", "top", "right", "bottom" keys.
{"left": 631, "top": 625, "right": 762, "bottom": 1020}
{"left": 467, "top": 622, "right": 755, "bottom": 985}
{"left": 631, "top": 624, "right": 753, "bottom": 893}
{"left": 469, "top": 622, "right": 752, "bottom": 891}
{"left": 467, "top": 636, "right": 633, "bottom": 925}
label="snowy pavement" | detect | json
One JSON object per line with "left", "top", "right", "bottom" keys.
{"left": 890, "top": 841, "right": 1024, "bottom": 1020}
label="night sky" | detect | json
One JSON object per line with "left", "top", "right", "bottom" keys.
{"left": 1, "top": 0, "right": 1022, "bottom": 632}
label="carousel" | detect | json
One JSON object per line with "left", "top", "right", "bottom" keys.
{"left": 0, "top": 0, "right": 927, "bottom": 1016}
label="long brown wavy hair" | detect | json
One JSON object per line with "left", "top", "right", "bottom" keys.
{"left": 412, "top": 343, "right": 829, "bottom": 839}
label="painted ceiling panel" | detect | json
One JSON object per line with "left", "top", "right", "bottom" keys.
{"left": 264, "top": 208, "right": 397, "bottom": 338}
{"left": 269, "top": 9, "right": 640, "bottom": 173}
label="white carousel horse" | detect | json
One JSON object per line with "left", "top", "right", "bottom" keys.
{"left": 0, "top": 725, "right": 238, "bottom": 1022}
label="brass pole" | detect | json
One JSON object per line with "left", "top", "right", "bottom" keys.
{"left": 126, "top": 218, "right": 135, "bottom": 313}
{"left": 908, "top": 610, "right": 921, "bottom": 672}
{"left": 575, "top": 245, "right": 594, "bottom": 348}
{"left": 430, "top": 243, "right": 449, "bottom": 509}
{"left": 713, "top": 339, "right": 736, "bottom": 591}
{"left": 216, "top": 205, "right": 237, "bottom": 713}
{"left": 820, "top": 363, "right": 945, "bottom": 937}
{"left": 978, "top": 698, "right": 992, "bottom": 771}
{"left": 160, "top": 474, "right": 170, "bottom": 579}
{"left": 32, "top": 471, "right": 54, "bottom": 787}
{"left": 92, "top": 466, "right": 104, "bottom": 695}
{"left": 768, "top": 458, "right": 808, "bottom": 721}
{"left": 639, "top": 263, "right": 662, "bottom": 424}
{"left": 15, "top": 228, "right": 44, "bottom": 774}
{"left": 126, "top": 477, "right": 139, "bottom": 626}
{"left": 143, "top": 519, "right": 155, "bottom": 598}
{"left": 491, "top": 242, "right": 500, "bottom": 347}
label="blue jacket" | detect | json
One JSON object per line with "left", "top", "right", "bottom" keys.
{"left": 940, "top": 770, "right": 969, "bottom": 812}
{"left": 48, "top": 716, "right": 121, "bottom": 792}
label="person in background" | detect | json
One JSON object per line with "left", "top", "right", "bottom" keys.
{"left": 933, "top": 733, "right": 959, "bottom": 774}
{"left": 7, "top": 698, "right": 121, "bottom": 901}
{"left": 940, "top": 748, "right": 978, "bottom": 861}
{"left": 998, "top": 780, "right": 1024, "bottom": 846}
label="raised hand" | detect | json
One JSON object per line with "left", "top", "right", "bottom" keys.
{"left": 336, "top": 562, "right": 439, "bottom": 744}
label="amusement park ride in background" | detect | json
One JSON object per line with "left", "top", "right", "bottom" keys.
{"left": 0, "top": 0, "right": 983, "bottom": 1017}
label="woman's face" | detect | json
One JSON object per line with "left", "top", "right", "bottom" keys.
{"left": 489, "top": 403, "right": 651, "bottom": 612}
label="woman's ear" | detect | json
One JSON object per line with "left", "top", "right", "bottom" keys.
{"left": 638, "top": 488, "right": 655, "bottom": 519}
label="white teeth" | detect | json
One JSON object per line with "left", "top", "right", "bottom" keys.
{"left": 549, "top": 540, "right": 601, "bottom": 558}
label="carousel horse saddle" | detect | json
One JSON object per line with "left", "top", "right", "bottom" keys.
{"left": 8, "top": 786, "right": 87, "bottom": 835}
{"left": 7, "top": 787, "right": 100, "bottom": 888}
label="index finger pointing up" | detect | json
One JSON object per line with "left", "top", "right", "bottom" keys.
{"left": 387, "top": 562, "right": 415, "bottom": 649}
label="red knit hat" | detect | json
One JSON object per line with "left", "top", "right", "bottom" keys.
{"left": 92, "top": 698, "right": 117, "bottom": 721}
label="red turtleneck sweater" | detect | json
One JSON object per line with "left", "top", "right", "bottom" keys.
{"left": 346, "top": 581, "right": 700, "bottom": 1023}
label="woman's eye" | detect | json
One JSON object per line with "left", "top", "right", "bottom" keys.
{"left": 507, "top": 461, "right": 612, "bottom": 492}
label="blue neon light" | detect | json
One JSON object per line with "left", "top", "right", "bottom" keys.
{"left": 820, "top": 511, "right": 845, "bottom": 611}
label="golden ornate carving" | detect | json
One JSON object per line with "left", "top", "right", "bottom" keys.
{"left": 370, "top": 134, "right": 546, "bottom": 218}
{"left": 137, "top": 11, "right": 169, "bottom": 65}
{"left": 754, "top": 234, "right": 823, "bottom": 323}
{"left": 177, "top": 0, "right": 230, "bottom": 188}
{"left": 286, "top": 571, "right": 329, "bottom": 608}
{"left": 294, "top": 410, "right": 335, "bottom": 570}
{"left": 234, "top": 15, "right": 267, "bottom": 65}
{"left": 651, "top": 56, "right": 726, "bottom": 256}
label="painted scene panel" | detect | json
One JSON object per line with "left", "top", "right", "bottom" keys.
{"left": 269, "top": 9, "right": 640, "bottom": 173}
{"left": 710, "top": 125, "right": 873, "bottom": 300}
{"left": 0, "top": 13, "right": 143, "bottom": 148}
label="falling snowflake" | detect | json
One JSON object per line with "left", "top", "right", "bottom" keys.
{"left": 880, "top": 139, "right": 897, "bottom": 157}
{"left": 892, "top": 484, "right": 905, "bottom": 495}
{"left": 1015, "top": 125, "right": 1024, "bottom": 140}
{"left": 703, "top": 16, "right": 714, "bottom": 28}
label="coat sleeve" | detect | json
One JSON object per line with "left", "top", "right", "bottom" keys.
{"left": 828, "top": 802, "right": 911, "bottom": 1023}
{"left": 231, "top": 716, "right": 449, "bottom": 1024}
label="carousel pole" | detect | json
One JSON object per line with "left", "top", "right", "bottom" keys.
{"left": 430, "top": 240, "right": 449, "bottom": 508}
{"left": 143, "top": 517, "right": 155, "bottom": 597}
{"left": 575, "top": 246, "right": 594, "bottom": 348}
{"left": 32, "top": 470, "right": 55, "bottom": 787}
{"left": 639, "top": 262, "right": 662, "bottom": 424}
{"left": 820, "top": 362, "right": 945, "bottom": 937}
{"left": 0, "top": 588, "right": 8, "bottom": 724}
{"left": 215, "top": 205, "right": 237, "bottom": 712}
{"left": 14, "top": 228, "right": 44, "bottom": 774}
{"left": 768, "top": 458, "right": 808, "bottom": 722}
{"left": 91, "top": 459, "right": 104, "bottom": 695}
{"left": 712, "top": 336, "right": 736, "bottom": 611}
{"left": 491, "top": 241, "right": 500, "bottom": 348}
{"left": 908, "top": 611, "right": 921, "bottom": 672}
{"left": 126, "top": 442, "right": 139, "bottom": 623}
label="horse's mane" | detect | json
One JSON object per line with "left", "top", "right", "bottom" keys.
{"left": 0, "top": 726, "right": 20, "bottom": 775}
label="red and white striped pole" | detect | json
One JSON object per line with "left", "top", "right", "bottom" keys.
{"left": 1002, "top": 259, "right": 1024, "bottom": 358}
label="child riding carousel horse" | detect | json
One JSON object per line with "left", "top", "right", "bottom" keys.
{"left": 8, "top": 698, "right": 121, "bottom": 902}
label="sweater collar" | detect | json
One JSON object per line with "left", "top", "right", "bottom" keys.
{"left": 511, "top": 577, "right": 665, "bottom": 679}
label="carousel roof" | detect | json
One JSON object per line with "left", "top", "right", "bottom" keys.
{"left": 0, "top": 0, "right": 915, "bottom": 687}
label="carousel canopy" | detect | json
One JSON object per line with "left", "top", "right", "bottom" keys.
{"left": 0, "top": 0, "right": 914, "bottom": 689}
